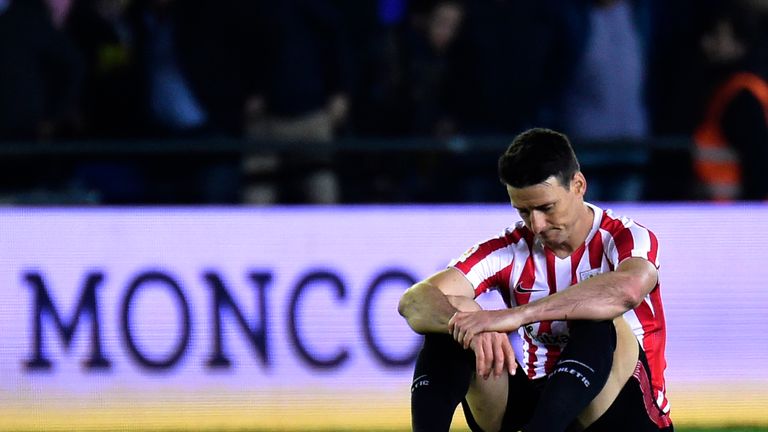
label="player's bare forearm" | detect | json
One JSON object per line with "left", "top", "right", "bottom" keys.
{"left": 517, "top": 258, "right": 657, "bottom": 325}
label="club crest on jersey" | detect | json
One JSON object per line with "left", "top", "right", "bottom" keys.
{"left": 458, "top": 245, "right": 479, "bottom": 262}
{"left": 579, "top": 268, "right": 602, "bottom": 281}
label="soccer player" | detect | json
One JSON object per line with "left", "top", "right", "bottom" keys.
{"left": 398, "top": 128, "right": 672, "bottom": 431}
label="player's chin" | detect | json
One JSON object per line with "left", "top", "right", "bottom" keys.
{"left": 537, "top": 229, "right": 559, "bottom": 240}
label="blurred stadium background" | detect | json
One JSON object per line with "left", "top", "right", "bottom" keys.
{"left": 2, "top": 0, "right": 768, "bottom": 430}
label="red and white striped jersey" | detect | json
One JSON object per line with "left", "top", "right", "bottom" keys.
{"left": 450, "top": 202, "right": 670, "bottom": 415}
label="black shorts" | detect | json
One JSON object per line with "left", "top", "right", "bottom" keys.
{"left": 462, "top": 348, "right": 673, "bottom": 431}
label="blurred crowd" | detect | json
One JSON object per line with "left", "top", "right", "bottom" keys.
{"left": 1, "top": 0, "right": 768, "bottom": 204}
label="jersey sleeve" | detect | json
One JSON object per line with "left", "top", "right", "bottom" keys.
{"left": 448, "top": 229, "right": 517, "bottom": 298}
{"left": 605, "top": 215, "right": 660, "bottom": 269}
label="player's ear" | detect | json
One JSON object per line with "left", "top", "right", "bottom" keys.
{"left": 571, "top": 172, "right": 587, "bottom": 196}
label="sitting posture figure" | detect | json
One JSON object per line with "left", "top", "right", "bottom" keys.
{"left": 398, "top": 128, "right": 673, "bottom": 431}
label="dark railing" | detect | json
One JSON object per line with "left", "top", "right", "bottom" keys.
{"left": 0, "top": 135, "right": 694, "bottom": 204}
{"left": 0, "top": 135, "right": 691, "bottom": 155}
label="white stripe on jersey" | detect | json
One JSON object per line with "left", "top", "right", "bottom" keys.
{"left": 553, "top": 255, "right": 573, "bottom": 294}
{"left": 462, "top": 246, "right": 513, "bottom": 292}
{"left": 622, "top": 308, "right": 645, "bottom": 347}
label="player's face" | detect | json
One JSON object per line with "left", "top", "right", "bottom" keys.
{"left": 506, "top": 173, "right": 587, "bottom": 247}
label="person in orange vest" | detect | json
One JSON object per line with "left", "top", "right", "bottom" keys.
{"left": 692, "top": 1, "right": 768, "bottom": 201}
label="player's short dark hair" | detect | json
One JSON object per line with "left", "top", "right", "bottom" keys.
{"left": 497, "top": 128, "right": 580, "bottom": 188}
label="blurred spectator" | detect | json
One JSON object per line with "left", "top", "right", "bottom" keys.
{"left": 354, "top": 1, "right": 464, "bottom": 203}
{"left": 546, "top": 0, "right": 651, "bottom": 202}
{"left": 398, "top": 0, "right": 560, "bottom": 203}
{"left": 130, "top": 0, "right": 254, "bottom": 137}
{"left": 67, "top": 0, "right": 141, "bottom": 138}
{"left": 401, "top": 0, "right": 463, "bottom": 137}
{"left": 645, "top": 0, "right": 696, "bottom": 135}
{"left": 691, "top": 1, "right": 768, "bottom": 200}
{"left": 441, "top": 0, "right": 554, "bottom": 135}
{"left": 550, "top": 0, "right": 649, "bottom": 141}
{"left": 120, "top": 0, "right": 259, "bottom": 203}
{"left": 0, "top": 0, "right": 83, "bottom": 140}
{"left": 340, "top": 0, "right": 408, "bottom": 137}
{"left": 243, "top": 0, "right": 352, "bottom": 204}
{"left": 0, "top": 0, "right": 84, "bottom": 202}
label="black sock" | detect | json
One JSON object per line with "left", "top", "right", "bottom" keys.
{"left": 411, "top": 333, "right": 475, "bottom": 432}
{"left": 524, "top": 320, "right": 616, "bottom": 432}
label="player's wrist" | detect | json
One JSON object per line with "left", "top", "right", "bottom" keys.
{"left": 508, "top": 305, "right": 530, "bottom": 330}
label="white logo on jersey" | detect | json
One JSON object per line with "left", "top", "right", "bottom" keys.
{"left": 579, "top": 268, "right": 601, "bottom": 281}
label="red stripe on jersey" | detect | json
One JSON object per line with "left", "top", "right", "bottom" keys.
{"left": 570, "top": 245, "right": 587, "bottom": 285}
{"left": 632, "top": 359, "right": 673, "bottom": 428}
{"left": 498, "top": 264, "right": 514, "bottom": 307}
{"left": 600, "top": 213, "right": 635, "bottom": 262}
{"left": 541, "top": 250, "right": 561, "bottom": 373}
{"left": 454, "top": 237, "right": 508, "bottom": 274}
{"left": 475, "top": 275, "right": 497, "bottom": 298}
{"left": 545, "top": 249, "right": 556, "bottom": 295}
{"left": 538, "top": 320, "right": 562, "bottom": 373}
{"left": 520, "top": 227, "right": 536, "bottom": 245}
{"left": 513, "top": 247, "right": 537, "bottom": 307}
{"left": 456, "top": 229, "right": 524, "bottom": 297}
{"left": 455, "top": 228, "right": 523, "bottom": 272}
{"left": 646, "top": 288, "right": 669, "bottom": 402}
{"left": 519, "top": 238, "right": 539, "bottom": 378}
{"left": 588, "top": 231, "right": 604, "bottom": 269}
{"left": 524, "top": 332, "right": 538, "bottom": 379}
{"left": 632, "top": 290, "right": 667, "bottom": 402}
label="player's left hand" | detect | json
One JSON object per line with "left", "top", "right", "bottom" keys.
{"left": 467, "top": 331, "right": 517, "bottom": 379}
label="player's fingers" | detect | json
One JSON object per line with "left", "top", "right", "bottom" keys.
{"left": 463, "top": 327, "right": 474, "bottom": 349}
{"left": 502, "top": 338, "right": 517, "bottom": 376}
{"left": 492, "top": 336, "right": 505, "bottom": 377}
{"left": 448, "top": 312, "right": 456, "bottom": 333}
{"left": 474, "top": 341, "right": 486, "bottom": 377}
{"left": 481, "top": 336, "right": 493, "bottom": 379}
{"left": 452, "top": 320, "right": 462, "bottom": 343}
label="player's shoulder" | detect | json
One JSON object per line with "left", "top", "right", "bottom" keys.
{"left": 502, "top": 221, "right": 533, "bottom": 244}
{"left": 453, "top": 223, "right": 528, "bottom": 266}
{"left": 592, "top": 204, "right": 657, "bottom": 242}
{"left": 473, "top": 222, "right": 531, "bottom": 250}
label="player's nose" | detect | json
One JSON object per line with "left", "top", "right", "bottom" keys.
{"left": 530, "top": 211, "right": 547, "bottom": 235}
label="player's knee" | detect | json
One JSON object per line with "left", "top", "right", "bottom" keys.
{"left": 568, "top": 320, "right": 617, "bottom": 352}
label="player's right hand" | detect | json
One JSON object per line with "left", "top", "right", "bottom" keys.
{"left": 468, "top": 332, "right": 517, "bottom": 379}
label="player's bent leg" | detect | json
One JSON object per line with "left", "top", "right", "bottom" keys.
{"left": 524, "top": 319, "right": 617, "bottom": 431}
{"left": 581, "top": 375, "right": 673, "bottom": 432}
{"left": 581, "top": 326, "right": 674, "bottom": 432}
{"left": 460, "top": 318, "right": 638, "bottom": 432}
{"left": 575, "top": 316, "right": 640, "bottom": 428}
{"left": 410, "top": 333, "right": 475, "bottom": 432}
{"left": 462, "top": 363, "right": 541, "bottom": 432}
{"left": 463, "top": 367, "right": 509, "bottom": 432}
